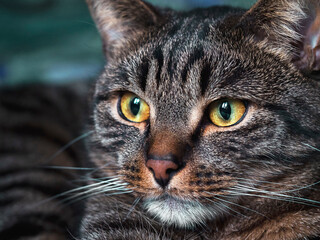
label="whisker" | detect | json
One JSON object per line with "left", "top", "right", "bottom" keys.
{"left": 205, "top": 197, "right": 248, "bottom": 218}
{"left": 73, "top": 20, "right": 97, "bottom": 27}
{"left": 270, "top": 181, "right": 320, "bottom": 193}
{"left": 235, "top": 178, "right": 320, "bottom": 193}
{"left": 33, "top": 176, "right": 122, "bottom": 207}
{"left": 205, "top": 192, "right": 268, "bottom": 219}
{"left": 227, "top": 185, "right": 320, "bottom": 208}
{"left": 226, "top": 189, "right": 319, "bottom": 208}
{"left": 40, "top": 166, "right": 96, "bottom": 171}
{"left": 61, "top": 178, "right": 132, "bottom": 204}
{"left": 124, "top": 197, "right": 141, "bottom": 221}
{"left": 302, "top": 143, "right": 320, "bottom": 152}
{"left": 88, "top": 162, "right": 116, "bottom": 176}
{"left": 235, "top": 184, "right": 320, "bottom": 205}
{"left": 235, "top": 177, "right": 302, "bottom": 187}
{"left": 83, "top": 175, "right": 123, "bottom": 182}
{"left": 66, "top": 188, "right": 133, "bottom": 205}
{"left": 45, "top": 130, "right": 94, "bottom": 164}
{"left": 66, "top": 181, "right": 128, "bottom": 200}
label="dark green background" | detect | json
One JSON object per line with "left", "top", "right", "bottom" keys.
{"left": 0, "top": 0, "right": 255, "bottom": 86}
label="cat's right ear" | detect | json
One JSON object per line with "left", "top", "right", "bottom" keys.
{"left": 86, "top": 0, "right": 162, "bottom": 60}
{"left": 239, "top": 0, "right": 320, "bottom": 75}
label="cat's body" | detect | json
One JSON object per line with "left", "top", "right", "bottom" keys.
{"left": 1, "top": 0, "right": 320, "bottom": 239}
{"left": 0, "top": 84, "right": 89, "bottom": 239}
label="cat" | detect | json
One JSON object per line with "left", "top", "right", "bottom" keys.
{"left": 81, "top": 0, "right": 320, "bottom": 239}
{"left": 1, "top": 0, "right": 320, "bottom": 239}
{"left": 0, "top": 84, "right": 89, "bottom": 239}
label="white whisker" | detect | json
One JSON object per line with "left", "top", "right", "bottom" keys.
{"left": 302, "top": 143, "right": 320, "bottom": 152}
{"left": 205, "top": 197, "right": 248, "bottom": 218}
{"left": 227, "top": 184, "right": 320, "bottom": 208}
{"left": 226, "top": 189, "right": 318, "bottom": 207}
{"left": 205, "top": 192, "right": 268, "bottom": 219}
{"left": 235, "top": 178, "right": 320, "bottom": 193}
{"left": 40, "top": 166, "right": 96, "bottom": 171}
{"left": 45, "top": 130, "right": 94, "bottom": 164}
{"left": 235, "top": 184, "right": 320, "bottom": 205}
{"left": 124, "top": 197, "right": 141, "bottom": 221}
{"left": 33, "top": 176, "right": 124, "bottom": 207}
{"left": 67, "top": 189, "right": 133, "bottom": 205}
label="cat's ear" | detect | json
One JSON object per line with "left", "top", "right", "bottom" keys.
{"left": 86, "top": 0, "right": 162, "bottom": 60}
{"left": 240, "top": 0, "right": 320, "bottom": 73}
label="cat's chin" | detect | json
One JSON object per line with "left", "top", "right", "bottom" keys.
{"left": 143, "top": 195, "right": 221, "bottom": 229}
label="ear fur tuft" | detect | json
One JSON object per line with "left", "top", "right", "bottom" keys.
{"left": 86, "top": 0, "right": 162, "bottom": 60}
{"left": 240, "top": 0, "right": 320, "bottom": 74}
{"left": 240, "top": 0, "right": 307, "bottom": 56}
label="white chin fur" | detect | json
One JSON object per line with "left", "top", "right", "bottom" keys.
{"left": 144, "top": 196, "right": 221, "bottom": 229}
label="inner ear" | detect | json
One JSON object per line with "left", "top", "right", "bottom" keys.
{"left": 239, "top": 0, "right": 320, "bottom": 77}
{"left": 86, "top": 0, "right": 163, "bottom": 60}
{"left": 293, "top": 8, "right": 320, "bottom": 74}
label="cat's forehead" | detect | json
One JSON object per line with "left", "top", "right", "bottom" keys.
{"left": 100, "top": 10, "right": 297, "bottom": 114}
{"left": 119, "top": 24, "right": 245, "bottom": 100}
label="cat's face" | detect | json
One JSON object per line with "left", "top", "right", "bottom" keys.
{"left": 88, "top": 0, "right": 320, "bottom": 228}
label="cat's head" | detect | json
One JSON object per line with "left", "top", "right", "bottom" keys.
{"left": 87, "top": 0, "right": 320, "bottom": 228}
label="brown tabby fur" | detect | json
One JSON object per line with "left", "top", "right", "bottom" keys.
{"left": 0, "top": 84, "right": 89, "bottom": 239}
{"left": 80, "top": 0, "right": 320, "bottom": 239}
{"left": 1, "top": 0, "right": 320, "bottom": 239}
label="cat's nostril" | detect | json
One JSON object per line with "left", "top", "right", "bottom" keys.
{"left": 166, "top": 168, "right": 176, "bottom": 175}
{"left": 146, "top": 158, "right": 181, "bottom": 188}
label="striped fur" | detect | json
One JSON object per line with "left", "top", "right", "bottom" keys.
{"left": 84, "top": 0, "right": 320, "bottom": 239}
{"left": 1, "top": 0, "right": 320, "bottom": 239}
{"left": 0, "top": 84, "right": 89, "bottom": 239}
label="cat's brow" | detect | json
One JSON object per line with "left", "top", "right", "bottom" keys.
{"left": 153, "top": 46, "right": 164, "bottom": 87}
{"left": 137, "top": 56, "right": 150, "bottom": 92}
{"left": 199, "top": 62, "right": 212, "bottom": 95}
{"left": 181, "top": 47, "right": 205, "bottom": 83}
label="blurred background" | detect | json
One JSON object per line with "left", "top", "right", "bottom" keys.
{"left": 0, "top": 0, "right": 255, "bottom": 87}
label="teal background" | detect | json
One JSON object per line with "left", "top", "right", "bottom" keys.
{"left": 0, "top": 0, "right": 255, "bottom": 86}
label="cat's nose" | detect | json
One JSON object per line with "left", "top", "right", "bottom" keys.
{"left": 146, "top": 154, "right": 181, "bottom": 188}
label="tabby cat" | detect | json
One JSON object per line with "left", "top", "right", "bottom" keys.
{"left": 1, "top": 0, "right": 320, "bottom": 239}
{"left": 0, "top": 84, "right": 88, "bottom": 239}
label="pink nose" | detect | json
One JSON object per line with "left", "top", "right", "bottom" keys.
{"left": 146, "top": 159, "right": 179, "bottom": 187}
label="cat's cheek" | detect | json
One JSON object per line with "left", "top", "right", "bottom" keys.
{"left": 167, "top": 164, "right": 201, "bottom": 197}
{"left": 169, "top": 163, "right": 236, "bottom": 197}
{"left": 188, "top": 101, "right": 206, "bottom": 130}
{"left": 203, "top": 103, "right": 258, "bottom": 135}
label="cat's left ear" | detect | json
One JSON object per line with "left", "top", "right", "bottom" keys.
{"left": 86, "top": 0, "right": 162, "bottom": 60}
{"left": 240, "top": 0, "right": 320, "bottom": 74}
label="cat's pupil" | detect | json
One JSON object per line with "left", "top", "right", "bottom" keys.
{"left": 130, "top": 97, "right": 141, "bottom": 116}
{"left": 219, "top": 101, "right": 231, "bottom": 120}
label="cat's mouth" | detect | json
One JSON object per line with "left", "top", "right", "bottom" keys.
{"left": 143, "top": 194, "right": 219, "bottom": 228}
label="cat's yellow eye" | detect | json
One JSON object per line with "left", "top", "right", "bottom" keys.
{"left": 119, "top": 93, "right": 150, "bottom": 123}
{"left": 209, "top": 99, "right": 247, "bottom": 127}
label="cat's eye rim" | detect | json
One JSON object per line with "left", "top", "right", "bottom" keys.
{"left": 117, "top": 92, "right": 150, "bottom": 123}
{"left": 208, "top": 99, "right": 248, "bottom": 127}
